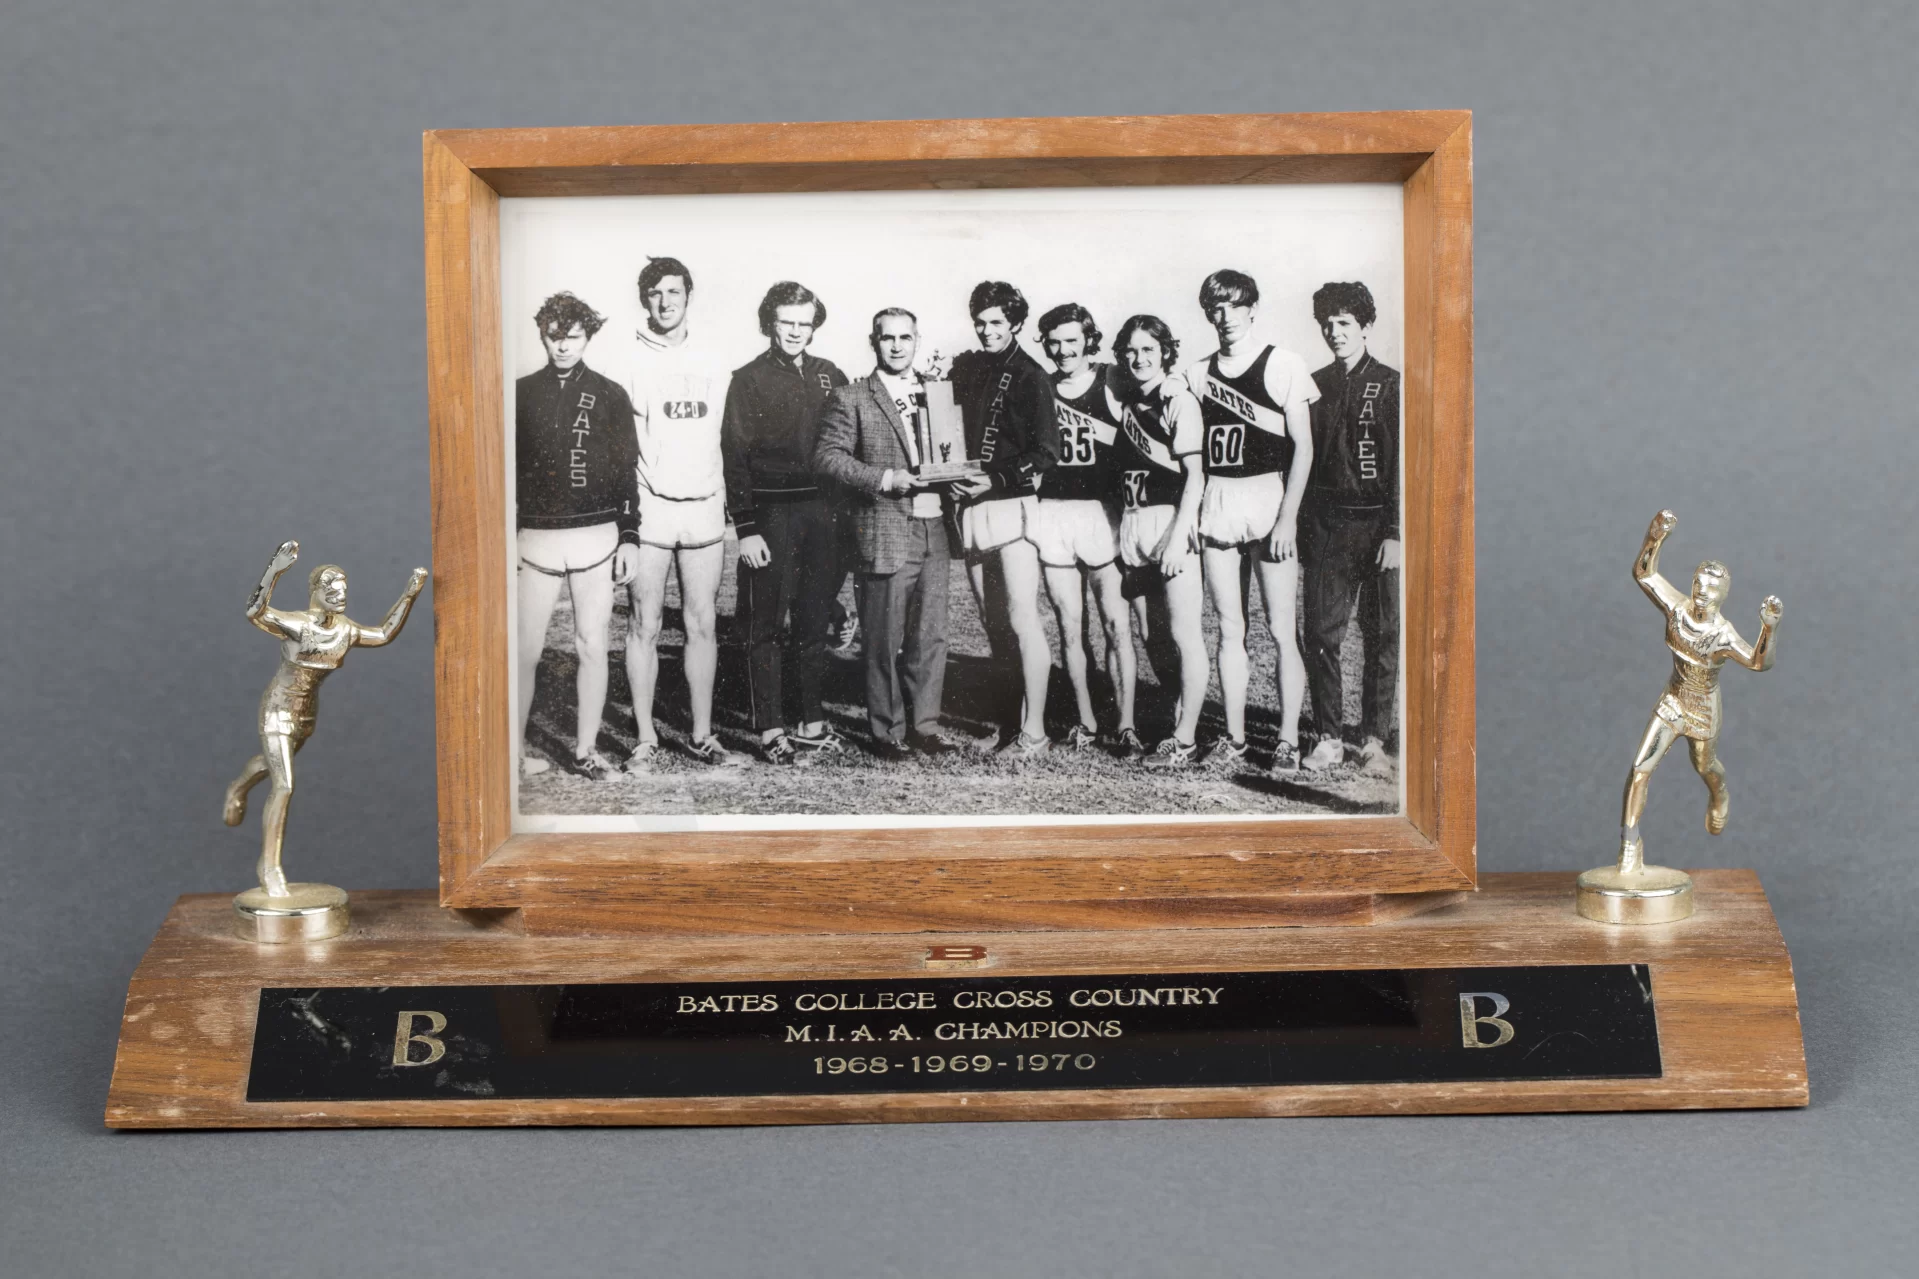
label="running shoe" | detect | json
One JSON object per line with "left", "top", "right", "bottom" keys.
{"left": 791, "top": 724, "right": 849, "bottom": 754}
{"left": 1356, "top": 736, "right": 1392, "bottom": 776}
{"left": 622, "top": 741, "right": 660, "bottom": 774}
{"left": 1142, "top": 737, "right": 1199, "bottom": 769}
{"left": 1060, "top": 723, "right": 1098, "bottom": 751}
{"left": 1301, "top": 737, "right": 1344, "bottom": 772}
{"left": 996, "top": 731, "right": 1052, "bottom": 758}
{"left": 1112, "top": 727, "right": 1146, "bottom": 760}
{"left": 1205, "top": 736, "right": 1250, "bottom": 769}
{"left": 566, "top": 750, "right": 619, "bottom": 782}
{"left": 521, "top": 753, "right": 552, "bottom": 779}
{"left": 906, "top": 732, "right": 960, "bottom": 758}
{"left": 1271, "top": 740, "right": 1303, "bottom": 775}
{"left": 686, "top": 735, "right": 741, "bottom": 766}
{"left": 759, "top": 733, "right": 798, "bottom": 766}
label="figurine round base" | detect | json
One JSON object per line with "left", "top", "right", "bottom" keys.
{"left": 1575, "top": 865, "right": 1694, "bottom": 925}
{"left": 234, "top": 884, "right": 350, "bottom": 943}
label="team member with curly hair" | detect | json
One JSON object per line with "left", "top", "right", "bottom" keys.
{"left": 514, "top": 291, "right": 638, "bottom": 781}
{"left": 1301, "top": 280, "right": 1400, "bottom": 773}
{"left": 1034, "top": 302, "right": 1139, "bottom": 754}
{"left": 948, "top": 281, "right": 1061, "bottom": 754}
{"left": 1110, "top": 315, "right": 1209, "bottom": 768}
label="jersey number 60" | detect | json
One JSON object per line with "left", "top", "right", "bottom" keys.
{"left": 1206, "top": 424, "right": 1245, "bottom": 469}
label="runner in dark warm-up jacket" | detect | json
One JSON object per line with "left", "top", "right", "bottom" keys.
{"left": 947, "top": 280, "right": 1061, "bottom": 753}
{"left": 720, "top": 281, "right": 851, "bottom": 765}
{"left": 1302, "top": 279, "right": 1401, "bottom": 775}
{"left": 514, "top": 291, "right": 638, "bottom": 782}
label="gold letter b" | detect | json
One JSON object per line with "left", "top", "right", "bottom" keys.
{"left": 392, "top": 1010, "right": 448, "bottom": 1066}
{"left": 1458, "top": 992, "right": 1515, "bottom": 1048}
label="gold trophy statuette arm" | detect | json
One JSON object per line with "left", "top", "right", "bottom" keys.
{"left": 245, "top": 539, "right": 306, "bottom": 642}
{"left": 352, "top": 566, "right": 430, "bottom": 647}
{"left": 1634, "top": 509, "right": 1687, "bottom": 615}
{"left": 1724, "top": 595, "right": 1783, "bottom": 671}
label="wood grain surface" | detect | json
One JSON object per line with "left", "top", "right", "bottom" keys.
{"left": 105, "top": 871, "right": 1806, "bottom": 1128}
{"left": 425, "top": 111, "right": 1476, "bottom": 923}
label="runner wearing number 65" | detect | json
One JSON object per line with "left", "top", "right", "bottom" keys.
{"left": 1187, "top": 269, "right": 1318, "bottom": 774}
{"left": 1034, "top": 303, "right": 1139, "bottom": 755}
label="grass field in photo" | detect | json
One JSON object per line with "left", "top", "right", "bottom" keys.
{"left": 518, "top": 531, "right": 1396, "bottom": 820}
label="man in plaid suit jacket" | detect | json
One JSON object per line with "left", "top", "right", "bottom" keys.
{"left": 813, "top": 308, "right": 956, "bottom": 758}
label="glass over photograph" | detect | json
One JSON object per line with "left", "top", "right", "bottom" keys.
{"left": 501, "top": 185, "right": 1405, "bottom": 830}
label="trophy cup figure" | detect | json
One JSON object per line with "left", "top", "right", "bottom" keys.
{"left": 913, "top": 378, "right": 984, "bottom": 482}
{"left": 221, "top": 540, "right": 429, "bottom": 941}
{"left": 1577, "top": 511, "right": 1782, "bottom": 924}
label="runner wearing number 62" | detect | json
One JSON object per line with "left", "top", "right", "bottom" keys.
{"left": 1186, "top": 269, "right": 1318, "bottom": 774}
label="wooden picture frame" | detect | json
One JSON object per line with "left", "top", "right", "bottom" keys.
{"left": 424, "top": 111, "right": 1474, "bottom": 937}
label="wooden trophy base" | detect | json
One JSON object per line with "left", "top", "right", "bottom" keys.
{"left": 106, "top": 871, "right": 1805, "bottom": 1129}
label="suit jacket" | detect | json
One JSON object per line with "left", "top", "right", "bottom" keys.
{"left": 813, "top": 372, "right": 944, "bottom": 576}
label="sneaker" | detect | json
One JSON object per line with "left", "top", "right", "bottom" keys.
{"left": 1112, "top": 727, "right": 1146, "bottom": 760}
{"left": 623, "top": 741, "right": 660, "bottom": 774}
{"left": 686, "top": 735, "right": 741, "bottom": 766}
{"left": 1060, "top": 723, "right": 1098, "bottom": 751}
{"left": 565, "top": 750, "right": 618, "bottom": 782}
{"left": 871, "top": 738, "right": 915, "bottom": 763}
{"left": 907, "top": 731, "right": 960, "bottom": 758}
{"left": 1356, "top": 736, "right": 1392, "bottom": 776}
{"left": 1142, "top": 737, "right": 1199, "bottom": 768}
{"left": 1301, "top": 738, "right": 1345, "bottom": 772}
{"left": 521, "top": 753, "right": 552, "bottom": 779}
{"left": 995, "top": 731, "right": 1052, "bottom": 757}
{"left": 1205, "top": 736, "right": 1250, "bottom": 769}
{"left": 790, "top": 724, "right": 848, "bottom": 753}
{"left": 1271, "top": 740, "right": 1302, "bottom": 775}
{"left": 759, "top": 733, "right": 799, "bottom": 766}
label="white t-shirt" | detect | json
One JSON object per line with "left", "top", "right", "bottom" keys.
{"left": 618, "top": 327, "right": 731, "bottom": 500}
{"left": 876, "top": 370, "right": 941, "bottom": 519}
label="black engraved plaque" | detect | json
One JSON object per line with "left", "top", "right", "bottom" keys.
{"left": 245, "top": 965, "right": 1661, "bottom": 1103}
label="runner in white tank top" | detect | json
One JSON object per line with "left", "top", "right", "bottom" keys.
{"left": 617, "top": 257, "right": 738, "bottom": 772}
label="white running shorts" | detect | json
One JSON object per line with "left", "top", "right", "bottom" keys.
{"left": 637, "top": 487, "right": 726, "bottom": 550}
{"left": 959, "top": 494, "right": 1040, "bottom": 556}
{"left": 518, "top": 522, "right": 619, "bottom": 575}
{"left": 1032, "top": 499, "right": 1118, "bottom": 569}
{"left": 1198, "top": 471, "right": 1285, "bottom": 550}
{"left": 1117, "top": 504, "right": 1197, "bottom": 573}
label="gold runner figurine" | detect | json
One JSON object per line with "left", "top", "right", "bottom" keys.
{"left": 222, "top": 540, "right": 428, "bottom": 941}
{"left": 1578, "top": 511, "right": 1781, "bottom": 923}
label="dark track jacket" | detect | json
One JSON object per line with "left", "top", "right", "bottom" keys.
{"left": 515, "top": 360, "right": 639, "bottom": 541}
{"left": 719, "top": 347, "right": 849, "bottom": 539}
{"left": 949, "top": 344, "right": 1059, "bottom": 500}
{"left": 1308, "top": 352, "right": 1400, "bottom": 538}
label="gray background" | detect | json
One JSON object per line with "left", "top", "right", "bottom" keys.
{"left": 3, "top": 0, "right": 1912, "bottom": 1274}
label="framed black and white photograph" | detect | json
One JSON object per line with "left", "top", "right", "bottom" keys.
{"left": 425, "top": 114, "right": 1474, "bottom": 930}
{"left": 500, "top": 182, "right": 1407, "bottom": 832}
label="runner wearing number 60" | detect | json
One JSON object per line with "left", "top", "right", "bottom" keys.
{"left": 1187, "top": 269, "right": 1318, "bottom": 774}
